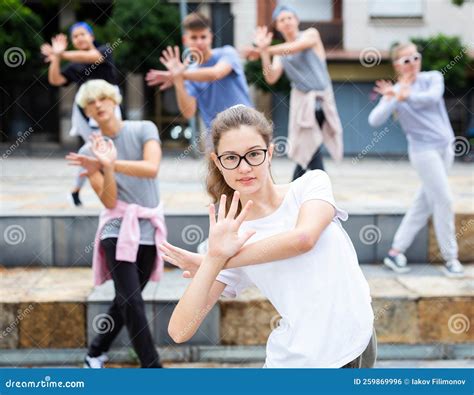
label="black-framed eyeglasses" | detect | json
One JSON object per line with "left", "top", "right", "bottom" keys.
{"left": 217, "top": 149, "right": 268, "bottom": 170}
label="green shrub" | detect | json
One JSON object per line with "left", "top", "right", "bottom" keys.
{"left": 409, "top": 34, "right": 470, "bottom": 91}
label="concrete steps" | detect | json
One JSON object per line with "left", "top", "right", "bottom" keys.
{"left": 1, "top": 212, "right": 473, "bottom": 268}
{"left": 1, "top": 347, "right": 473, "bottom": 368}
{"left": 0, "top": 265, "right": 472, "bottom": 364}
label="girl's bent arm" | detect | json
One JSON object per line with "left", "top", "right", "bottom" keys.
{"left": 225, "top": 199, "right": 335, "bottom": 269}
{"left": 168, "top": 256, "right": 226, "bottom": 343}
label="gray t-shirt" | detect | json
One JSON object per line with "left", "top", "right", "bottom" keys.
{"left": 79, "top": 120, "right": 161, "bottom": 244}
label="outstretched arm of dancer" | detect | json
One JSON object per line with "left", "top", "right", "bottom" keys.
{"left": 168, "top": 192, "right": 255, "bottom": 343}
{"left": 406, "top": 71, "right": 444, "bottom": 108}
{"left": 147, "top": 46, "right": 197, "bottom": 118}
{"left": 251, "top": 26, "right": 284, "bottom": 85}
{"left": 66, "top": 138, "right": 161, "bottom": 179}
{"left": 368, "top": 80, "right": 398, "bottom": 127}
{"left": 41, "top": 35, "right": 68, "bottom": 86}
{"left": 161, "top": 195, "right": 335, "bottom": 277}
{"left": 268, "top": 27, "right": 324, "bottom": 57}
{"left": 146, "top": 46, "right": 233, "bottom": 90}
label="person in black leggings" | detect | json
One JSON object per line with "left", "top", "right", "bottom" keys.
{"left": 292, "top": 107, "right": 325, "bottom": 180}
{"left": 87, "top": 238, "right": 161, "bottom": 368}
{"left": 66, "top": 80, "right": 164, "bottom": 368}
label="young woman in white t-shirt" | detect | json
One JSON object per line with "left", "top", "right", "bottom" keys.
{"left": 160, "top": 105, "right": 376, "bottom": 368}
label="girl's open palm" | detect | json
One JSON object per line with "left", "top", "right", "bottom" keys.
{"left": 373, "top": 79, "right": 395, "bottom": 97}
{"left": 207, "top": 192, "right": 255, "bottom": 261}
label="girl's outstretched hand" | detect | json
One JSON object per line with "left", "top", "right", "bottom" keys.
{"left": 159, "top": 241, "right": 203, "bottom": 279}
{"left": 207, "top": 191, "right": 255, "bottom": 263}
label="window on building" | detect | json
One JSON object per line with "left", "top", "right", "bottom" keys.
{"left": 278, "top": 0, "right": 333, "bottom": 21}
{"left": 369, "top": 0, "right": 423, "bottom": 18}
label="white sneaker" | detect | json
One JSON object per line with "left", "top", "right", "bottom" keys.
{"left": 84, "top": 353, "right": 108, "bottom": 368}
{"left": 442, "top": 259, "right": 465, "bottom": 278}
{"left": 383, "top": 253, "right": 411, "bottom": 274}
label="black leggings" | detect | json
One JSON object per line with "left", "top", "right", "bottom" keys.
{"left": 88, "top": 238, "right": 161, "bottom": 368}
{"left": 292, "top": 108, "right": 326, "bottom": 181}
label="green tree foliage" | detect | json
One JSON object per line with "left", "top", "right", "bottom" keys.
{"left": 96, "top": 0, "right": 181, "bottom": 73}
{"left": 410, "top": 34, "right": 470, "bottom": 91}
{"left": 0, "top": 0, "right": 44, "bottom": 77}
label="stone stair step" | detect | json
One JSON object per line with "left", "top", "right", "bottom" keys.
{"left": 0, "top": 265, "right": 472, "bottom": 351}
{"left": 0, "top": 346, "right": 472, "bottom": 367}
{"left": 1, "top": 213, "right": 473, "bottom": 267}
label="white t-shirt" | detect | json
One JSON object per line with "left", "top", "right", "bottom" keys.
{"left": 216, "top": 170, "right": 374, "bottom": 368}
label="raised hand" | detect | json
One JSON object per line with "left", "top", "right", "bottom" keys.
{"left": 66, "top": 152, "right": 102, "bottom": 177}
{"left": 40, "top": 43, "right": 54, "bottom": 62}
{"left": 160, "top": 46, "right": 186, "bottom": 79}
{"left": 51, "top": 33, "right": 68, "bottom": 56}
{"left": 207, "top": 192, "right": 256, "bottom": 262}
{"left": 159, "top": 241, "right": 203, "bottom": 278}
{"left": 90, "top": 133, "right": 117, "bottom": 168}
{"left": 254, "top": 26, "right": 273, "bottom": 49}
{"left": 145, "top": 68, "right": 174, "bottom": 90}
{"left": 373, "top": 79, "right": 395, "bottom": 98}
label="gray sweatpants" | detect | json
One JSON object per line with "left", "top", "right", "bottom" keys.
{"left": 392, "top": 145, "right": 458, "bottom": 261}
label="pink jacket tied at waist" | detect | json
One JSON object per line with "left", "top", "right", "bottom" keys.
{"left": 288, "top": 87, "right": 344, "bottom": 168}
{"left": 92, "top": 200, "right": 167, "bottom": 286}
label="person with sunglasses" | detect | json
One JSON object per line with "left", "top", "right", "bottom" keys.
{"left": 159, "top": 105, "right": 376, "bottom": 368}
{"left": 368, "top": 42, "right": 464, "bottom": 277}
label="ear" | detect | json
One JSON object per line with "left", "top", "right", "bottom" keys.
{"left": 268, "top": 143, "right": 274, "bottom": 162}
{"left": 182, "top": 34, "right": 187, "bottom": 46}
{"left": 210, "top": 152, "right": 221, "bottom": 171}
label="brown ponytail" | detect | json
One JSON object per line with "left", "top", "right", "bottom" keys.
{"left": 206, "top": 105, "right": 273, "bottom": 215}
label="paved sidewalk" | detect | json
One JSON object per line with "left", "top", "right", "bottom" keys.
{"left": 1, "top": 156, "right": 473, "bottom": 215}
